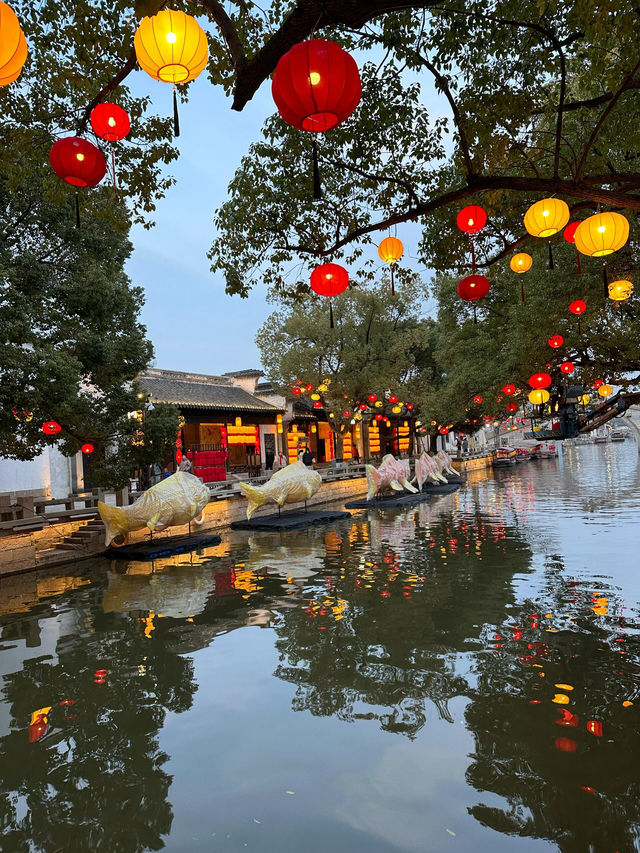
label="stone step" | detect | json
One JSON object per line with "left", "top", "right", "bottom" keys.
{"left": 36, "top": 548, "right": 68, "bottom": 560}
{"left": 54, "top": 543, "right": 82, "bottom": 551}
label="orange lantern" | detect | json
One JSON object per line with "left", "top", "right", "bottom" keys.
{"left": 378, "top": 236, "right": 404, "bottom": 295}
{"left": 608, "top": 279, "right": 633, "bottom": 302}
{"left": 0, "top": 1, "right": 27, "bottom": 86}
{"left": 524, "top": 198, "right": 570, "bottom": 238}
{"left": 510, "top": 252, "right": 533, "bottom": 302}
{"left": 574, "top": 212, "right": 629, "bottom": 257}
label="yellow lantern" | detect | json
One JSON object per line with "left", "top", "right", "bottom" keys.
{"left": 311, "top": 393, "right": 320, "bottom": 400}
{"left": 0, "top": 1, "right": 28, "bottom": 86}
{"left": 577, "top": 394, "right": 590, "bottom": 405}
{"left": 608, "top": 279, "right": 633, "bottom": 301}
{"left": 374, "top": 401, "right": 383, "bottom": 408}
{"left": 318, "top": 384, "right": 327, "bottom": 392}
{"left": 597, "top": 384, "right": 613, "bottom": 397}
{"left": 134, "top": 10, "right": 208, "bottom": 84}
{"left": 378, "top": 236, "right": 404, "bottom": 295}
{"left": 574, "top": 212, "right": 629, "bottom": 257}
{"left": 524, "top": 198, "right": 569, "bottom": 238}
{"left": 378, "top": 236, "right": 404, "bottom": 264}
{"left": 528, "top": 389, "right": 550, "bottom": 405}
{"left": 510, "top": 253, "right": 532, "bottom": 273}
{"left": 392, "top": 405, "right": 402, "bottom": 414}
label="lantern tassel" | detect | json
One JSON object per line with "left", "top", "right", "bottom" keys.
{"left": 173, "top": 86, "right": 180, "bottom": 138}
{"left": 603, "top": 263, "right": 608, "bottom": 299}
{"left": 575, "top": 247, "right": 581, "bottom": 275}
{"left": 521, "top": 279, "right": 525, "bottom": 303}
{"left": 470, "top": 238, "right": 476, "bottom": 272}
{"left": 111, "top": 144, "right": 117, "bottom": 192}
{"left": 75, "top": 192, "right": 80, "bottom": 229}
{"left": 548, "top": 241, "right": 554, "bottom": 270}
{"left": 312, "top": 137, "right": 321, "bottom": 201}
{"left": 473, "top": 304, "right": 477, "bottom": 324}
{"left": 329, "top": 299, "right": 334, "bottom": 329}
{"left": 391, "top": 264, "right": 395, "bottom": 296}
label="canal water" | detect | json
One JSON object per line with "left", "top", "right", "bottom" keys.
{"left": 1, "top": 441, "right": 639, "bottom": 853}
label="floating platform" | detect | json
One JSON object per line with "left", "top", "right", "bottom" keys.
{"left": 345, "top": 482, "right": 460, "bottom": 509}
{"left": 105, "top": 532, "right": 222, "bottom": 561}
{"left": 231, "top": 509, "right": 351, "bottom": 531}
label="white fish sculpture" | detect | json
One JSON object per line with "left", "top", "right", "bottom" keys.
{"left": 435, "top": 449, "right": 460, "bottom": 479}
{"left": 98, "top": 471, "right": 210, "bottom": 546}
{"left": 412, "top": 451, "right": 448, "bottom": 489}
{"left": 366, "top": 454, "right": 418, "bottom": 500}
{"left": 239, "top": 460, "right": 322, "bottom": 519}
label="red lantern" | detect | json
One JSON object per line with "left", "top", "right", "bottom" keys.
{"left": 548, "top": 335, "right": 563, "bottom": 348}
{"left": 313, "top": 400, "right": 322, "bottom": 408}
{"left": 342, "top": 410, "right": 351, "bottom": 417}
{"left": 457, "top": 274, "right": 490, "bottom": 301}
{"left": 90, "top": 103, "right": 130, "bottom": 141}
{"left": 529, "top": 373, "right": 551, "bottom": 389}
{"left": 272, "top": 39, "right": 361, "bottom": 133}
{"left": 473, "top": 395, "right": 483, "bottom": 404}
{"left": 49, "top": 137, "right": 106, "bottom": 188}
{"left": 81, "top": 443, "right": 94, "bottom": 454}
{"left": 564, "top": 222, "right": 580, "bottom": 243}
{"left": 359, "top": 403, "right": 367, "bottom": 411}
{"left": 368, "top": 394, "right": 377, "bottom": 403}
{"left": 389, "top": 395, "right": 398, "bottom": 404}
{"left": 310, "top": 263, "right": 349, "bottom": 328}
{"left": 456, "top": 205, "right": 487, "bottom": 234}
{"left": 587, "top": 720, "right": 603, "bottom": 737}
{"left": 439, "top": 426, "right": 449, "bottom": 435}
{"left": 406, "top": 403, "right": 413, "bottom": 410}
{"left": 506, "top": 403, "right": 517, "bottom": 413}
{"left": 502, "top": 384, "right": 516, "bottom": 395}
{"left": 569, "top": 300, "right": 586, "bottom": 315}
{"left": 305, "top": 383, "right": 314, "bottom": 391}
{"left": 593, "top": 379, "right": 603, "bottom": 389}
{"left": 375, "top": 414, "right": 383, "bottom": 420}
{"left": 292, "top": 386, "right": 302, "bottom": 395}
{"left": 175, "top": 448, "right": 183, "bottom": 465}
{"left": 42, "top": 421, "right": 61, "bottom": 435}
{"left": 555, "top": 737, "right": 577, "bottom": 752}
{"left": 560, "top": 361, "right": 574, "bottom": 374}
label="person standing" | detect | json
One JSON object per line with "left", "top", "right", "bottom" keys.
{"left": 302, "top": 446, "right": 313, "bottom": 466}
{"left": 179, "top": 454, "right": 194, "bottom": 474}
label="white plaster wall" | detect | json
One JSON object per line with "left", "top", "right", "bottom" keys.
{"left": 0, "top": 450, "right": 52, "bottom": 493}
{"left": 259, "top": 424, "right": 278, "bottom": 461}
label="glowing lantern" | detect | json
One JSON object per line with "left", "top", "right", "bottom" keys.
{"left": 577, "top": 394, "right": 590, "bottom": 405}
{"left": 389, "top": 395, "right": 398, "bottom": 404}
{"left": 593, "top": 379, "right": 603, "bottom": 389}
{"left": 374, "top": 414, "right": 383, "bottom": 421}
{"left": 313, "top": 400, "right": 322, "bottom": 408}
{"left": 368, "top": 394, "right": 377, "bottom": 403}
{"left": 42, "top": 421, "right": 61, "bottom": 435}
{"left": 529, "top": 373, "right": 551, "bottom": 389}
{"left": 564, "top": 221, "right": 582, "bottom": 272}
{"left": 310, "top": 263, "right": 349, "bottom": 327}
{"left": 473, "top": 395, "right": 483, "bottom": 404}
{"left": 272, "top": 39, "right": 361, "bottom": 198}
{"left": 560, "top": 361, "right": 574, "bottom": 374}
{"left": 378, "top": 236, "right": 404, "bottom": 295}
{"left": 569, "top": 300, "right": 586, "bottom": 315}
{"left": 524, "top": 198, "right": 570, "bottom": 238}
{"left": 456, "top": 205, "right": 486, "bottom": 234}
{"left": 49, "top": 137, "right": 106, "bottom": 188}
{"left": 81, "top": 443, "right": 94, "bottom": 454}
{"left": 406, "top": 403, "right": 413, "bottom": 410}
{"left": 439, "top": 426, "right": 449, "bottom": 435}
{"left": 502, "top": 384, "right": 515, "bottom": 395}
{"left": 597, "top": 384, "right": 613, "bottom": 397}
{"left": 509, "top": 252, "right": 533, "bottom": 302}
{"left": 0, "top": 1, "right": 27, "bottom": 86}
{"left": 310, "top": 393, "right": 320, "bottom": 400}
{"left": 554, "top": 737, "right": 577, "bottom": 752}
{"left": 574, "top": 212, "right": 629, "bottom": 257}
{"left": 359, "top": 403, "right": 367, "bottom": 411}
{"left": 292, "top": 386, "right": 302, "bottom": 395}
{"left": 506, "top": 403, "right": 517, "bottom": 413}
{"left": 90, "top": 104, "right": 130, "bottom": 141}
{"left": 586, "top": 720, "right": 603, "bottom": 737}
{"left": 318, "top": 384, "right": 327, "bottom": 392}
{"left": 374, "top": 401, "right": 383, "bottom": 408}
{"left": 608, "top": 279, "right": 633, "bottom": 301}
{"left": 548, "top": 335, "right": 563, "bottom": 349}
{"left": 134, "top": 10, "right": 208, "bottom": 136}
{"left": 458, "top": 275, "right": 489, "bottom": 301}
{"left": 134, "top": 10, "right": 208, "bottom": 83}
{"left": 392, "top": 406, "right": 402, "bottom": 414}
{"left": 305, "top": 383, "right": 314, "bottom": 391}
{"left": 528, "top": 389, "right": 550, "bottom": 405}
{"left": 510, "top": 252, "right": 532, "bottom": 274}
{"left": 342, "top": 410, "right": 351, "bottom": 417}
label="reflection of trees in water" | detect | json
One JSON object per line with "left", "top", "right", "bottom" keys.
{"left": 0, "top": 585, "right": 197, "bottom": 853}
{"left": 273, "top": 511, "right": 532, "bottom": 737}
{"left": 465, "top": 571, "right": 640, "bottom": 853}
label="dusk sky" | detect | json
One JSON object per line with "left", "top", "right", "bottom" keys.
{"left": 125, "top": 55, "right": 440, "bottom": 377}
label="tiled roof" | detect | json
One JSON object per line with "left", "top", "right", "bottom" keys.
{"left": 223, "top": 368, "right": 264, "bottom": 378}
{"left": 138, "top": 370, "right": 283, "bottom": 414}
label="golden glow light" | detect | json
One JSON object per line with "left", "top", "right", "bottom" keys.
{"left": 510, "top": 253, "right": 532, "bottom": 273}
{"left": 524, "top": 198, "right": 569, "bottom": 238}
{"left": 0, "top": 1, "right": 28, "bottom": 86}
{"left": 597, "top": 384, "right": 613, "bottom": 397}
{"left": 574, "top": 212, "right": 629, "bottom": 257}
{"left": 378, "top": 236, "right": 404, "bottom": 265}
{"left": 608, "top": 279, "right": 633, "bottom": 301}
{"left": 134, "top": 9, "right": 208, "bottom": 84}
{"left": 528, "top": 389, "right": 550, "bottom": 405}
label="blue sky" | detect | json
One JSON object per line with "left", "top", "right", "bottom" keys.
{"left": 125, "top": 53, "right": 440, "bottom": 377}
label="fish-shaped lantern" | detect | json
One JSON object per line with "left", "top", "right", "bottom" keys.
{"left": 365, "top": 454, "right": 417, "bottom": 500}
{"left": 98, "top": 471, "right": 210, "bottom": 546}
{"left": 239, "top": 460, "right": 322, "bottom": 519}
{"left": 435, "top": 449, "right": 459, "bottom": 480}
{"left": 412, "top": 451, "right": 448, "bottom": 489}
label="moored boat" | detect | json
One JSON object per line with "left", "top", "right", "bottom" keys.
{"left": 610, "top": 429, "right": 626, "bottom": 442}
{"left": 491, "top": 447, "right": 517, "bottom": 468}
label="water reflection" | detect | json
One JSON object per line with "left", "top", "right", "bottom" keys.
{"left": 0, "top": 443, "right": 639, "bottom": 852}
